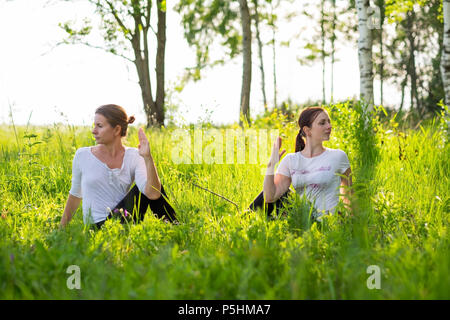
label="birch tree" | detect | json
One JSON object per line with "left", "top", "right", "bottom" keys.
{"left": 330, "top": 0, "right": 336, "bottom": 103}
{"left": 375, "top": 0, "right": 385, "bottom": 106}
{"left": 441, "top": 0, "right": 450, "bottom": 105}
{"left": 356, "top": 0, "right": 374, "bottom": 110}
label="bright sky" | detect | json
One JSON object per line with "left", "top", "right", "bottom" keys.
{"left": 0, "top": 0, "right": 404, "bottom": 127}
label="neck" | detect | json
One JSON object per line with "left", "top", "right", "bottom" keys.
{"left": 302, "top": 139, "right": 325, "bottom": 157}
{"left": 100, "top": 139, "right": 124, "bottom": 157}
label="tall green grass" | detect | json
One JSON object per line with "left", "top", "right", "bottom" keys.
{"left": 0, "top": 102, "right": 448, "bottom": 299}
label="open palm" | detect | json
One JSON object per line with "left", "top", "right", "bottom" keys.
{"left": 271, "top": 136, "right": 286, "bottom": 164}
{"left": 138, "top": 128, "right": 151, "bottom": 159}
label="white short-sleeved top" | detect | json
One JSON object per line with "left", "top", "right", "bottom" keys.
{"left": 276, "top": 147, "right": 350, "bottom": 216}
{"left": 69, "top": 147, "right": 147, "bottom": 224}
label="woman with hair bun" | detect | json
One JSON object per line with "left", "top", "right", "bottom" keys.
{"left": 60, "top": 104, "right": 177, "bottom": 229}
{"left": 249, "top": 106, "right": 353, "bottom": 220}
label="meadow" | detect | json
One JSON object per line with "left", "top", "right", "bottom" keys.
{"left": 0, "top": 102, "right": 448, "bottom": 299}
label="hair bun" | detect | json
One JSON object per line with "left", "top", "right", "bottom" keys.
{"left": 128, "top": 116, "right": 135, "bottom": 124}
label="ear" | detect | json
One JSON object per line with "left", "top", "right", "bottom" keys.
{"left": 303, "top": 126, "right": 311, "bottom": 137}
{"left": 113, "top": 125, "right": 122, "bottom": 137}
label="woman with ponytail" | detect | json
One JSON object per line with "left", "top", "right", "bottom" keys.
{"left": 60, "top": 104, "right": 176, "bottom": 229}
{"left": 249, "top": 106, "right": 352, "bottom": 220}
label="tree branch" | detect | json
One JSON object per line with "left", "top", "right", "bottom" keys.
{"left": 145, "top": 0, "right": 151, "bottom": 27}
{"left": 41, "top": 40, "right": 135, "bottom": 63}
{"left": 104, "top": 0, "right": 134, "bottom": 40}
{"left": 149, "top": 24, "right": 157, "bottom": 36}
{"left": 192, "top": 183, "right": 242, "bottom": 215}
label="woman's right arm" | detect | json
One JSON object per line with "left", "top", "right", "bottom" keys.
{"left": 61, "top": 149, "right": 82, "bottom": 228}
{"left": 264, "top": 173, "right": 291, "bottom": 203}
{"left": 60, "top": 194, "right": 81, "bottom": 228}
{"left": 263, "top": 137, "right": 291, "bottom": 203}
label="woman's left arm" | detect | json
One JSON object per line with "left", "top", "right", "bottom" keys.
{"left": 340, "top": 167, "right": 353, "bottom": 207}
{"left": 138, "top": 128, "right": 162, "bottom": 200}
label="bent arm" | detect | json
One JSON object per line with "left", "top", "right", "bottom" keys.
{"left": 264, "top": 173, "right": 291, "bottom": 203}
{"left": 143, "top": 156, "right": 162, "bottom": 200}
{"left": 60, "top": 194, "right": 81, "bottom": 228}
{"left": 264, "top": 136, "right": 290, "bottom": 203}
{"left": 137, "top": 128, "right": 161, "bottom": 200}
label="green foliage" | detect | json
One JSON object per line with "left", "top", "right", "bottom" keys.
{"left": 59, "top": 1, "right": 155, "bottom": 58}
{"left": 297, "top": 0, "right": 356, "bottom": 66}
{"left": 0, "top": 101, "right": 448, "bottom": 299}
{"left": 381, "top": 0, "right": 443, "bottom": 115}
{"left": 175, "top": 0, "right": 241, "bottom": 81}
{"left": 385, "top": 0, "right": 432, "bottom": 23}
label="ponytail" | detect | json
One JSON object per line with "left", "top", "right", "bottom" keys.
{"left": 295, "top": 129, "right": 305, "bottom": 152}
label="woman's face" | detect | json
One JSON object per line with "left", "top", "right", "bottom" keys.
{"left": 92, "top": 113, "right": 119, "bottom": 144}
{"left": 304, "top": 111, "right": 332, "bottom": 141}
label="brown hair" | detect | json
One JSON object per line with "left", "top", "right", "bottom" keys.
{"left": 295, "top": 106, "right": 326, "bottom": 152}
{"left": 95, "top": 104, "right": 135, "bottom": 137}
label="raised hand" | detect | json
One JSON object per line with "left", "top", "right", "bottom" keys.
{"left": 138, "top": 128, "right": 151, "bottom": 159}
{"left": 271, "top": 136, "right": 286, "bottom": 163}
{"left": 275, "top": 136, "right": 286, "bottom": 161}
{"left": 267, "top": 136, "right": 286, "bottom": 174}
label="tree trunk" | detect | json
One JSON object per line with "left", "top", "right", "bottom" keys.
{"left": 441, "top": 0, "right": 450, "bottom": 105}
{"left": 272, "top": 26, "right": 277, "bottom": 109}
{"left": 132, "top": 25, "right": 158, "bottom": 127}
{"left": 253, "top": 0, "right": 267, "bottom": 111}
{"left": 400, "top": 75, "right": 407, "bottom": 112}
{"left": 407, "top": 10, "right": 419, "bottom": 113}
{"left": 131, "top": 2, "right": 165, "bottom": 128}
{"left": 271, "top": 1, "right": 277, "bottom": 110}
{"left": 321, "top": 0, "right": 326, "bottom": 105}
{"left": 378, "top": 0, "right": 385, "bottom": 106}
{"left": 155, "top": 0, "right": 166, "bottom": 127}
{"left": 356, "top": 0, "right": 374, "bottom": 110}
{"left": 330, "top": 0, "right": 336, "bottom": 103}
{"left": 137, "top": 62, "right": 157, "bottom": 126}
{"left": 239, "top": 0, "right": 252, "bottom": 126}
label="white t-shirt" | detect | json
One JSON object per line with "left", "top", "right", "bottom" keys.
{"left": 276, "top": 147, "right": 350, "bottom": 217}
{"left": 69, "top": 147, "right": 147, "bottom": 224}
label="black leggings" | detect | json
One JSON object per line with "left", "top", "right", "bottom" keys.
{"left": 94, "top": 184, "right": 177, "bottom": 229}
{"left": 248, "top": 190, "right": 343, "bottom": 220}
{"left": 248, "top": 189, "right": 292, "bottom": 218}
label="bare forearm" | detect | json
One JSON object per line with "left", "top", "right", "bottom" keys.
{"left": 264, "top": 137, "right": 286, "bottom": 204}
{"left": 60, "top": 195, "right": 81, "bottom": 228}
{"left": 144, "top": 156, "right": 161, "bottom": 200}
{"left": 263, "top": 172, "right": 276, "bottom": 203}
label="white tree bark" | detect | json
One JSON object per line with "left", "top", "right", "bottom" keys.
{"left": 441, "top": 0, "right": 450, "bottom": 105}
{"left": 356, "top": 0, "right": 374, "bottom": 110}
